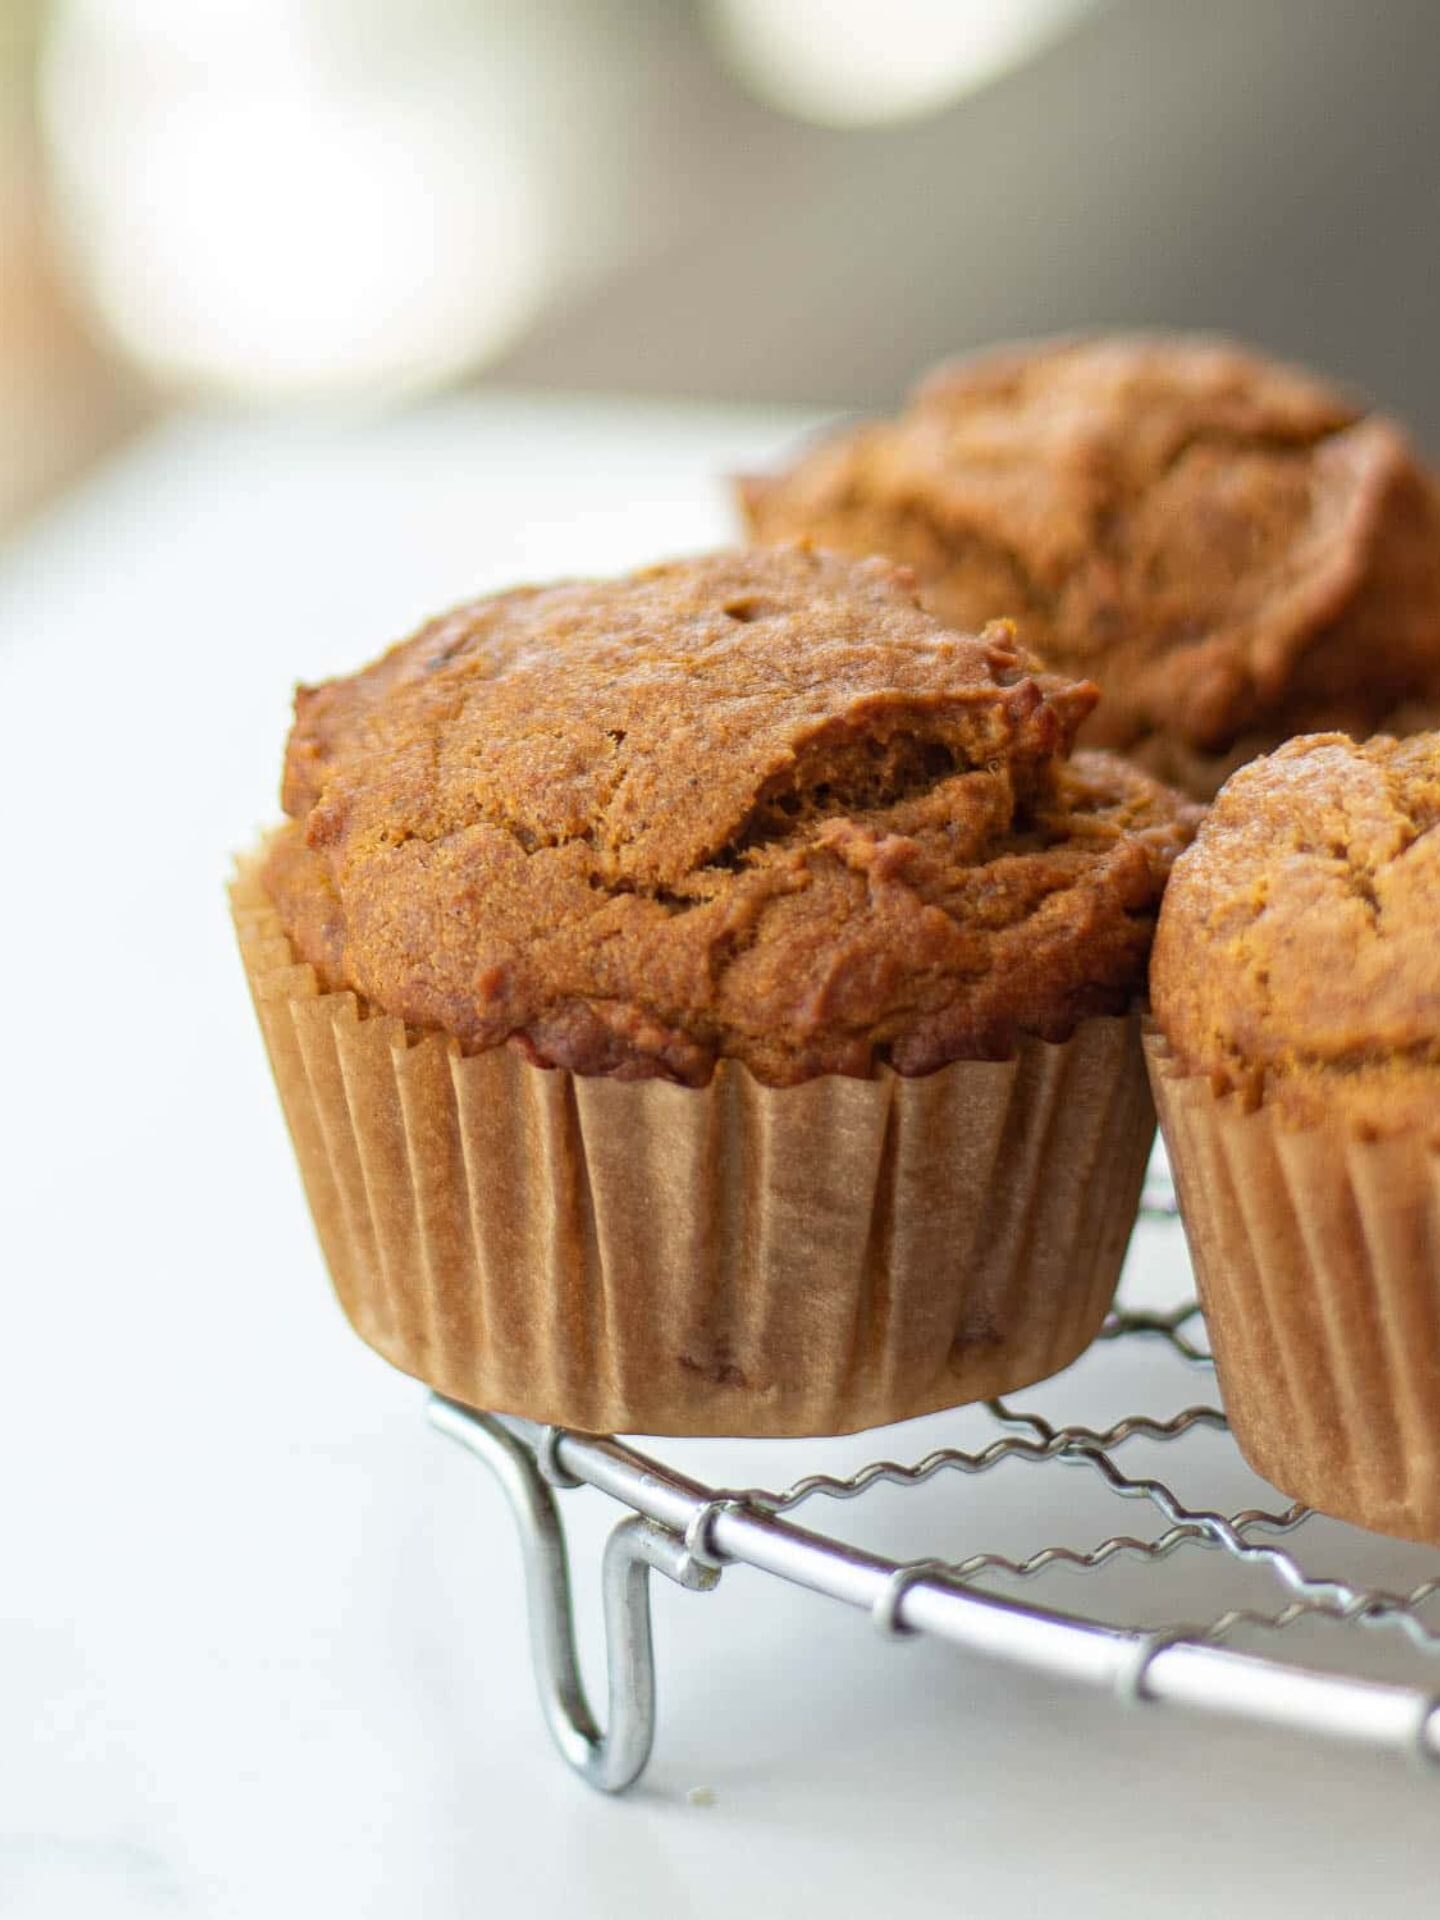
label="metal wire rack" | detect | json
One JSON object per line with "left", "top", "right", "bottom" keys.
{"left": 430, "top": 1167, "right": 1440, "bottom": 1793}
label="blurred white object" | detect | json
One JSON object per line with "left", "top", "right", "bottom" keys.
{"left": 39, "top": 0, "right": 636, "bottom": 398}
{"left": 707, "top": 0, "right": 1101, "bottom": 127}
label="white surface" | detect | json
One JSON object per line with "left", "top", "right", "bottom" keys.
{"left": 3, "top": 394, "right": 1440, "bottom": 1918}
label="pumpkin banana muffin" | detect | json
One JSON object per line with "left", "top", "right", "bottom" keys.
{"left": 265, "top": 547, "right": 1191, "bottom": 1084}
{"left": 237, "top": 545, "right": 1196, "bottom": 1435}
{"left": 739, "top": 335, "right": 1440, "bottom": 799}
{"left": 1147, "top": 731, "right": 1440, "bottom": 1540}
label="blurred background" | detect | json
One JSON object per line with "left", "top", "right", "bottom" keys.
{"left": 4, "top": 0, "right": 1440, "bottom": 543}
{"left": 9, "top": 15, "right": 1440, "bottom": 1910}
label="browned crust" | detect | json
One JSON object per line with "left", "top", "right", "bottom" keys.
{"left": 1150, "top": 730, "right": 1440, "bottom": 1135}
{"left": 266, "top": 546, "right": 1197, "bottom": 1085}
{"left": 739, "top": 334, "right": 1440, "bottom": 800}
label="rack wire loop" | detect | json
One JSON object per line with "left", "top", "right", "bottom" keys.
{"left": 872, "top": 1560, "right": 954, "bottom": 1639}
{"left": 1411, "top": 1696, "right": 1440, "bottom": 1770}
{"left": 683, "top": 1496, "right": 750, "bottom": 1572}
{"left": 534, "top": 1423, "right": 583, "bottom": 1491}
{"left": 1113, "top": 1627, "right": 1200, "bottom": 1706}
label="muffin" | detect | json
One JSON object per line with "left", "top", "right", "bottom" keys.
{"left": 739, "top": 334, "right": 1440, "bottom": 798}
{"left": 1147, "top": 731, "right": 1440, "bottom": 1540}
{"left": 236, "top": 545, "right": 1196, "bottom": 1436}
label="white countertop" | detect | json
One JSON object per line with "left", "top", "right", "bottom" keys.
{"left": 3, "top": 393, "right": 1439, "bottom": 1919}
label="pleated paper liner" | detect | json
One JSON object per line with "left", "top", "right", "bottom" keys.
{"left": 232, "top": 852, "right": 1157, "bottom": 1437}
{"left": 1146, "top": 1027, "right": 1440, "bottom": 1545}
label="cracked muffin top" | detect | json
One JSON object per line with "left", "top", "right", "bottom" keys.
{"left": 263, "top": 546, "right": 1197, "bottom": 1085}
{"left": 738, "top": 335, "right": 1440, "bottom": 799}
{"left": 1150, "top": 731, "right": 1440, "bottom": 1134}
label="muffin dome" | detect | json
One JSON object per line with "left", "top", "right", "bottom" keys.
{"left": 266, "top": 546, "right": 1195, "bottom": 1085}
{"left": 1150, "top": 730, "right": 1440, "bottom": 1134}
{"left": 739, "top": 335, "right": 1440, "bottom": 797}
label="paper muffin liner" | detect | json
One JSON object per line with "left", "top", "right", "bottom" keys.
{"left": 232, "top": 853, "right": 1156, "bottom": 1436}
{"left": 1146, "top": 1028, "right": 1440, "bottom": 1543}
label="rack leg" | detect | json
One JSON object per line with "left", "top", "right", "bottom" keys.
{"left": 428, "top": 1396, "right": 720, "bottom": 1793}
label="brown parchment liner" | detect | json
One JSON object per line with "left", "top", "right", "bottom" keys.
{"left": 1146, "top": 1027, "right": 1440, "bottom": 1544}
{"left": 232, "top": 852, "right": 1156, "bottom": 1437}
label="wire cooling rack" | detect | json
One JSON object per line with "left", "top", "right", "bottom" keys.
{"left": 430, "top": 1163, "right": 1440, "bottom": 1793}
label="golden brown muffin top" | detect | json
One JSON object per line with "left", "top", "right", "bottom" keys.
{"left": 1150, "top": 731, "right": 1440, "bottom": 1135}
{"left": 739, "top": 334, "right": 1440, "bottom": 799}
{"left": 266, "top": 546, "right": 1197, "bottom": 1085}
